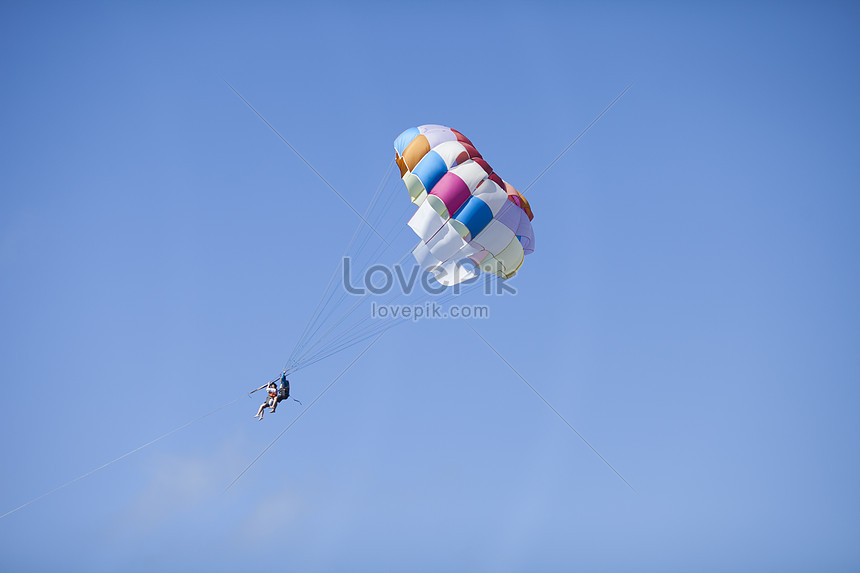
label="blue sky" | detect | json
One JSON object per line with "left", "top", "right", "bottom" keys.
{"left": 1, "top": 1, "right": 859, "bottom": 571}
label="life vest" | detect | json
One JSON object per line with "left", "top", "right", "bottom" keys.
{"left": 278, "top": 379, "right": 290, "bottom": 402}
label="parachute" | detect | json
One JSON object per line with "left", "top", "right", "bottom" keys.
{"left": 284, "top": 125, "right": 536, "bottom": 375}
{"left": 394, "top": 125, "right": 535, "bottom": 286}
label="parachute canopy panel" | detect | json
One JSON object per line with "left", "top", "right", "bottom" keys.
{"left": 395, "top": 125, "right": 535, "bottom": 285}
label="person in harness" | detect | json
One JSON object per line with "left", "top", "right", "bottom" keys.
{"left": 252, "top": 372, "right": 294, "bottom": 420}
{"left": 276, "top": 373, "right": 290, "bottom": 408}
{"left": 252, "top": 379, "right": 279, "bottom": 420}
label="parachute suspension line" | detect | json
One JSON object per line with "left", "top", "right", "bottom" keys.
{"left": 288, "top": 284, "right": 482, "bottom": 375}
{"left": 295, "top": 312, "right": 409, "bottom": 372}
{"left": 289, "top": 237, "right": 489, "bottom": 371}
{"left": 296, "top": 223, "right": 504, "bottom": 369}
{"left": 294, "top": 283, "right": 413, "bottom": 367}
{"left": 289, "top": 246, "right": 414, "bottom": 368}
{"left": 289, "top": 261, "right": 488, "bottom": 374}
{"left": 227, "top": 333, "right": 385, "bottom": 490}
{"left": 349, "top": 177, "right": 411, "bottom": 265}
{"left": 286, "top": 320, "right": 399, "bottom": 376}
{"left": 304, "top": 240, "right": 411, "bottom": 355}
{"left": 288, "top": 160, "right": 401, "bottom": 368}
{"left": 297, "top": 174, "right": 408, "bottom": 351}
{"left": 290, "top": 215, "right": 410, "bottom": 370}
{"left": 285, "top": 160, "right": 396, "bottom": 371}
{"left": 348, "top": 198, "right": 414, "bottom": 282}
{"left": 301, "top": 197, "right": 413, "bottom": 355}
{"left": 288, "top": 159, "right": 393, "bottom": 365}
{"left": 0, "top": 394, "right": 245, "bottom": 520}
{"left": 288, "top": 159, "right": 444, "bottom": 374}
{"left": 292, "top": 233, "right": 420, "bottom": 355}
{"left": 294, "top": 275, "right": 418, "bottom": 367}
{"left": 285, "top": 258, "right": 344, "bottom": 372}
{"left": 290, "top": 277, "right": 486, "bottom": 374}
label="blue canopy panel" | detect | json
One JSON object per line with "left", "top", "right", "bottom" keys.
{"left": 412, "top": 150, "right": 448, "bottom": 195}
{"left": 453, "top": 196, "right": 493, "bottom": 240}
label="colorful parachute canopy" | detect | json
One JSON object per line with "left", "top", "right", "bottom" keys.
{"left": 394, "top": 125, "right": 535, "bottom": 286}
